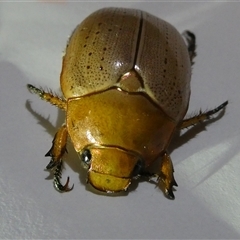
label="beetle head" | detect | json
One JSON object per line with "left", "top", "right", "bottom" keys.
{"left": 80, "top": 147, "right": 143, "bottom": 193}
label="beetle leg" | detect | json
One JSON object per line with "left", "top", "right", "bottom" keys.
{"left": 182, "top": 30, "right": 197, "bottom": 65}
{"left": 27, "top": 84, "right": 67, "bottom": 110}
{"left": 45, "top": 124, "right": 73, "bottom": 192}
{"left": 45, "top": 125, "right": 68, "bottom": 168}
{"left": 157, "top": 152, "right": 178, "bottom": 199}
{"left": 181, "top": 101, "right": 228, "bottom": 129}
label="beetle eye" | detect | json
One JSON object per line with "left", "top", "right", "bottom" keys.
{"left": 132, "top": 159, "right": 144, "bottom": 177}
{"left": 81, "top": 149, "right": 92, "bottom": 166}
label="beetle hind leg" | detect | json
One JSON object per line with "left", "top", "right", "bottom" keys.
{"left": 182, "top": 30, "right": 197, "bottom": 65}
{"left": 45, "top": 124, "right": 74, "bottom": 192}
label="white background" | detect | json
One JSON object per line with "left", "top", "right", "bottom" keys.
{"left": 0, "top": 1, "right": 240, "bottom": 239}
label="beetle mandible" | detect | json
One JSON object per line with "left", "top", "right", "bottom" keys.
{"left": 27, "top": 7, "right": 228, "bottom": 199}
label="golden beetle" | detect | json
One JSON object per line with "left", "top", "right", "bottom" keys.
{"left": 27, "top": 7, "right": 227, "bottom": 199}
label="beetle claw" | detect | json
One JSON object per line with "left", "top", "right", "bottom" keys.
{"left": 53, "top": 160, "right": 74, "bottom": 192}
{"left": 164, "top": 188, "right": 175, "bottom": 200}
{"left": 156, "top": 174, "right": 177, "bottom": 200}
{"left": 54, "top": 176, "right": 74, "bottom": 192}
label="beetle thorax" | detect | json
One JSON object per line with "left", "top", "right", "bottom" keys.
{"left": 66, "top": 87, "right": 176, "bottom": 167}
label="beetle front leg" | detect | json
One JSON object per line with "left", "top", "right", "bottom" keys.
{"left": 45, "top": 124, "right": 73, "bottom": 192}
{"left": 157, "top": 152, "right": 178, "bottom": 199}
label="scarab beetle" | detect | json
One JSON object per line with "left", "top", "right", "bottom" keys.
{"left": 27, "top": 7, "right": 227, "bottom": 199}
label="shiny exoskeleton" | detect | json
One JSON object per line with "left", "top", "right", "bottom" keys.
{"left": 27, "top": 8, "right": 228, "bottom": 199}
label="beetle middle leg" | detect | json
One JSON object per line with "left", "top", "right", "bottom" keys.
{"left": 45, "top": 124, "right": 74, "bottom": 192}
{"left": 181, "top": 101, "right": 228, "bottom": 129}
{"left": 27, "top": 84, "right": 67, "bottom": 110}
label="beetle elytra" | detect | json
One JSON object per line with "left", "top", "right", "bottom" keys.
{"left": 27, "top": 7, "right": 228, "bottom": 199}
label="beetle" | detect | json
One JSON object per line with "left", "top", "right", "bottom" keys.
{"left": 27, "top": 7, "right": 228, "bottom": 199}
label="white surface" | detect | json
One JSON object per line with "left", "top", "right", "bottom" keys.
{"left": 1, "top": 1, "right": 240, "bottom": 239}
